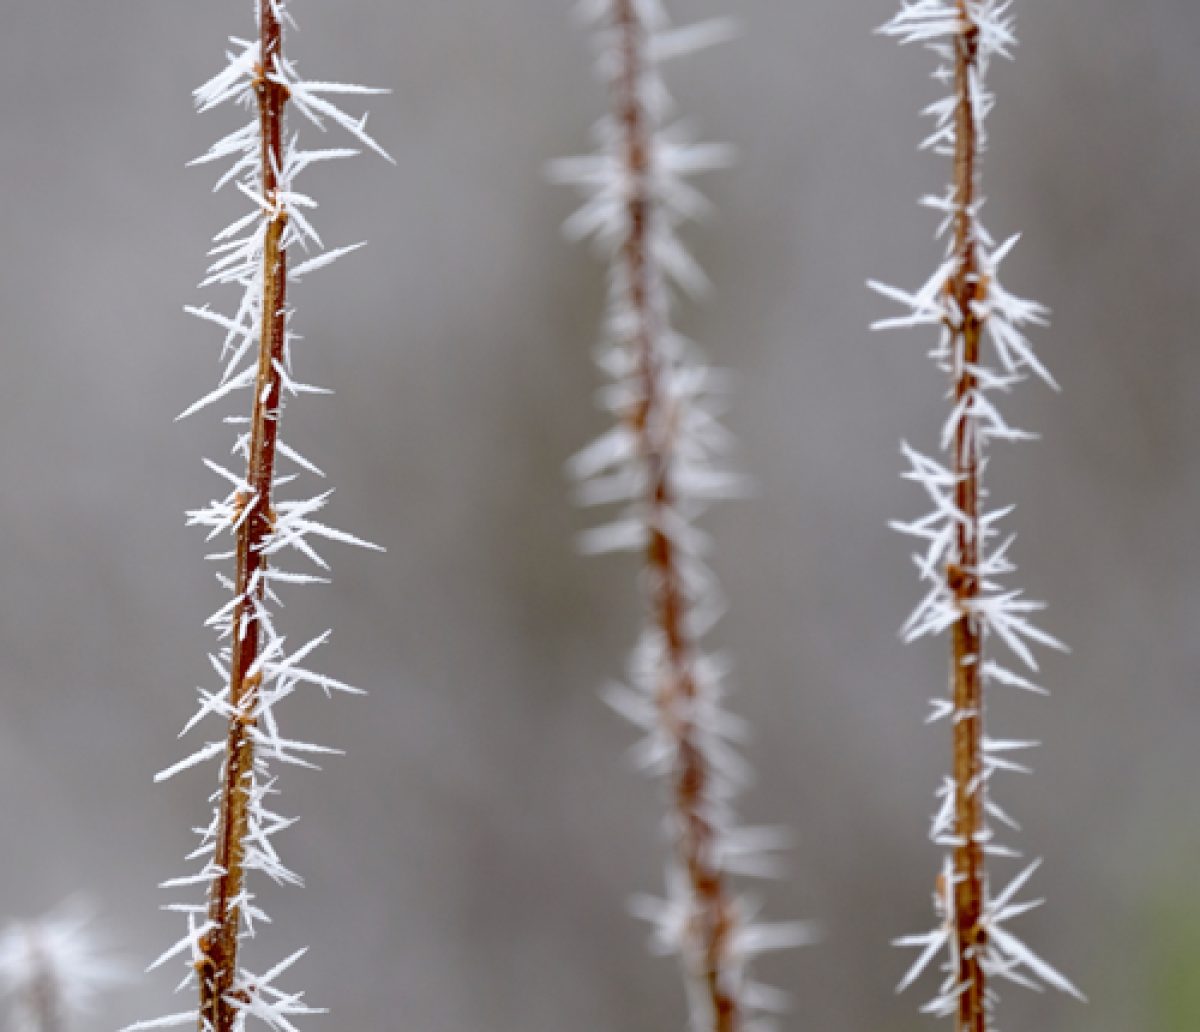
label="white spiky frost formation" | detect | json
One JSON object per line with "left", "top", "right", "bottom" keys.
{"left": 870, "top": 0, "right": 1082, "bottom": 1021}
{"left": 552, "top": 3, "right": 811, "bottom": 1031}
{"left": 131, "top": 7, "right": 388, "bottom": 1032}
{"left": 0, "top": 902, "right": 126, "bottom": 1032}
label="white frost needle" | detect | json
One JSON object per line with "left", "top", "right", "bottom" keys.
{"left": 555, "top": 4, "right": 805, "bottom": 1032}
{"left": 132, "top": 5, "right": 387, "bottom": 1032}
{"left": 874, "top": 2, "right": 1081, "bottom": 1027}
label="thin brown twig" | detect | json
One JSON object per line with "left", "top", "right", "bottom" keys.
{"left": 876, "top": 1, "right": 1082, "bottom": 1022}
{"left": 612, "top": 4, "right": 739, "bottom": 1030}
{"left": 198, "top": 5, "right": 289, "bottom": 1031}
{"left": 948, "top": 8, "right": 986, "bottom": 1031}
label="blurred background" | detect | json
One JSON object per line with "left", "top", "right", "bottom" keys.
{"left": 0, "top": 1, "right": 1197, "bottom": 1031}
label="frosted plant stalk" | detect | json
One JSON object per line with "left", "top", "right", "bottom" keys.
{"left": 129, "top": 5, "right": 389, "bottom": 1032}
{"left": 870, "top": 3, "right": 1082, "bottom": 1030}
{"left": 0, "top": 902, "right": 126, "bottom": 1032}
{"left": 552, "top": 4, "right": 809, "bottom": 1032}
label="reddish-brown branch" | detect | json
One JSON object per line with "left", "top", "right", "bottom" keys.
{"left": 199, "top": 4, "right": 289, "bottom": 1031}
{"left": 612, "top": 4, "right": 738, "bottom": 1031}
{"left": 948, "top": 7, "right": 987, "bottom": 1032}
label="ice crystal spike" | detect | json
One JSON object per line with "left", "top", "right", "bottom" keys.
{"left": 554, "top": 4, "right": 811, "bottom": 1032}
{"left": 872, "top": 3, "right": 1082, "bottom": 1029}
{"left": 133, "top": 5, "right": 387, "bottom": 1032}
{"left": 0, "top": 901, "right": 127, "bottom": 1032}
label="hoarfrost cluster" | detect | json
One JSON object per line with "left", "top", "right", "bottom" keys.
{"left": 553, "top": 3, "right": 811, "bottom": 1031}
{"left": 870, "top": 0, "right": 1082, "bottom": 1022}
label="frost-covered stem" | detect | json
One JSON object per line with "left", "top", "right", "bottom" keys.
{"left": 877, "top": 1, "right": 1081, "bottom": 1020}
{"left": 947, "top": 9, "right": 987, "bottom": 1032}
{"left": 137, "top": 11, "right": 387, "bottom": 1032}
{"left": 199, "top": 4, "right": 288, "bottom": 1030}
{"left": 613, "top": 5, "right": 738, "bottom": 1031}
{"left": 21, "top": 936, "right": 61, "bottom": 1032}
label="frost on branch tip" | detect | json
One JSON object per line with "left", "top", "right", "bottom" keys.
{"left": 137, "top": 4, "right": 387, "bottom": 1032}
{"left": 555, "top": 3, "right": 811, "bottom": 1031}
{"left": 872, "top": 0, "right": 1081, "bottom": 1021}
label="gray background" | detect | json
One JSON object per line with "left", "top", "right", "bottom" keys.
{"left": 0, "top": 2, "right": 1196, "bottom": 1032}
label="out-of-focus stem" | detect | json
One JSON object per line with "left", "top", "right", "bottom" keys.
{"left": 24, "top": 933, "right": 61, "bottom": 1032}
{"left": 612, "top": 4, "right": 739, "bottom": 1031}
{"left": 198, "top": 3, "right": 289, "bottom": 1031}
{"left": 948, "top": 5, "right": 986, "bottom": 1032}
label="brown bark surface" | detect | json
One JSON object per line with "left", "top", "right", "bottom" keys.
{"left": 949, "top": 7, "right": 987, "bottom": 1032}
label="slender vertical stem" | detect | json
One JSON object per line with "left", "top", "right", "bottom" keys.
{"left": 24, "top": 934, "right": 62, "bottom": 1032}
{"left": 878, "top": 1, "right": 1079, "bottom": 1020}
{"left": 199, "top": 4, "right": 289, "bottom": 1031}
{"left": 612, "top": 4, "right": 738, "bottom": 1030}
{"left": 948, "top": 8, "right": 986, "bottom": 1032}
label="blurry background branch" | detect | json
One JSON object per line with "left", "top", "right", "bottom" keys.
{"left": 553, "top": 2, "right": 809, "bottom": 1030}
